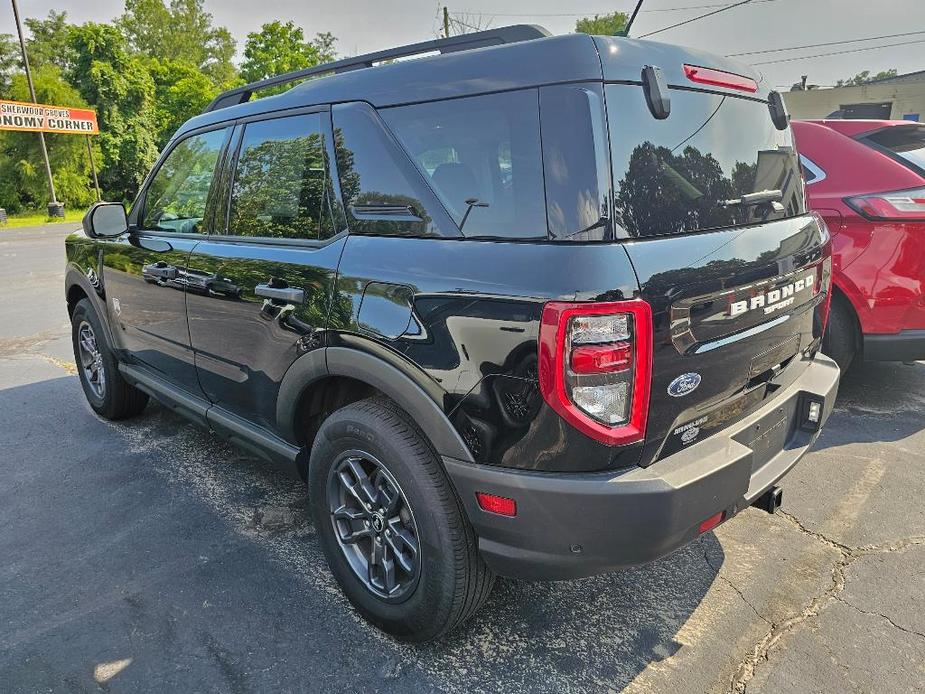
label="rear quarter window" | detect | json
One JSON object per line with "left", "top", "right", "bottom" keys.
{"left": 859, "top": 124, "right": 925, "bottom": 176}
{"left": 606, "top": 85, "right": 805, "bottom": 238}
{"left": 380, "top": 89, "right": 548, "bottom": 240}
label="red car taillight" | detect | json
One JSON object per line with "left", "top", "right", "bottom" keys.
{"left": 811, "top": 212, "right": 834, "bottom": 334}
{"left": 845, "top": 186, "right": 925, "bottom": 221}
{"left": 538, "top": 300, "right": 653, "bottom": 446}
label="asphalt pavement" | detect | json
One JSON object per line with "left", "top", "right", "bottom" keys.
{"left": 1, "top": 224, "right": 923, "bottom": 693}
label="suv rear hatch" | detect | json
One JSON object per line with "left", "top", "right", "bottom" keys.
{"left": 595, "top": 37, "right": 832, "bottom": 466}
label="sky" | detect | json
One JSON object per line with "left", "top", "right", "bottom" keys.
{"left": 2, "top": 0, "right": 924, "bottom": 90}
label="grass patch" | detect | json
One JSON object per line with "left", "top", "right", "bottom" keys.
{"left": 0, "top": 208, "right": 86, "bottom": 229}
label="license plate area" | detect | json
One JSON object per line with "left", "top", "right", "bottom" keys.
{"left": 735, "top": 399, "right": 798, "bottom": 473}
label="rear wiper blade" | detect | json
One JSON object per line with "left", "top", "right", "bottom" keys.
{"left": 720, "top": 189, "right": 784, "bottom": 210}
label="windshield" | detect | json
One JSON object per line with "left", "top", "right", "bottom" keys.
{"left": 860, "top": 124, "right": 925, "bottom": 175}
{"left": 606, "top": 85, "right": 805, "bottom": 237}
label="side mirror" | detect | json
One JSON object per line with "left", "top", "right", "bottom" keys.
{"left": 83, "top": 202, "right": 128, "bottom": 238}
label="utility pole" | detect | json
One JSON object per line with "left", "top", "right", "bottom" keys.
{"left": 443, "top": 6, "right": 450, "bottom": 38}
{"left": 11, "top": 0, "right": 61, "bottom": 217}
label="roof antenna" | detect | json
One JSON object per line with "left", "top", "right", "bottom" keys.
{"left": 618, "top": 0, "right": 646, "bottom": 37}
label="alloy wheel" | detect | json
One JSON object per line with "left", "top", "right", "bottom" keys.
{"left": 77, "top": 321, "right": 106, "bottom": 399}
{"left": 327, "top": 450, "right": 421, "bottom": 601}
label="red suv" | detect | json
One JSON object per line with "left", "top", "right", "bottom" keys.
{"left": 792, "top": 119, "right": 925, "bottom": 370}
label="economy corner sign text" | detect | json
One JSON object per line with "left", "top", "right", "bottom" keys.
{"left": 0, "top": 99, "right": 99, "bottom": 135}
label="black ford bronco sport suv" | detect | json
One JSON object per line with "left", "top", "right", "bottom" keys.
{"left": 66, "top": 26, "right": 839, "bottom": 641}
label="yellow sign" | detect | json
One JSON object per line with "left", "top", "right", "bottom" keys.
{"left": 0, "top": 99, "right": 99, "bottom": 135}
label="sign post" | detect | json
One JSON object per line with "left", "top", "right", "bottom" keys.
{"left": 10, "top": 0, "right": 60, "bottom": 217}
{"left": 86, "top": 136, "right": 101, "bottom": 202}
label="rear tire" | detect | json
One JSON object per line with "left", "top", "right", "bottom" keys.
{"left": 308, "top": 397, "right": 495, "bottom": 641}
{"left": 822, "top": 293, "right": 859, "bottom": 372}
{"left": 71, "top": 298, "right": 149, "bottom": 420}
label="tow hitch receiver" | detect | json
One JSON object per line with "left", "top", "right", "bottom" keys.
{"left": 753, "top": 486, "right": 783, "bottom": 514}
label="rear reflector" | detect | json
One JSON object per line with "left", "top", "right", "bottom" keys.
{"left": 699, "top": 511, "right": 726, "bottom": 534}
{"left": 683, "top": 64, "right": 758, "bottom": 93}
{"left": 476, "top": 492, "right": 517, "bottom": 517}
{"left": 845, "top": 186, "right": 925, "bottom": 221}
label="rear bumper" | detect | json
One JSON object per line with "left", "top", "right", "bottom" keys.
{"left": 864, "top": 330, "right": 925, "bottom": 362}
{"left": 444, "top": 354, "right": 840, "bottom": 581}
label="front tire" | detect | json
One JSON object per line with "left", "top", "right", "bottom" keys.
{"left": 308, "top": 397, "right": 495, "bottom": 641}
{"left": 71, "top": 298, "right": 149, "bottom": 420}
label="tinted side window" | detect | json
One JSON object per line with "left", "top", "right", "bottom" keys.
{"left": 540, "top": 84, "right": 611, "bottom": 240}
{"left": 332, "top": 102, "right": 455, "bottom": 238}
{"left": 228, "top": 113, "right": 336, "bottom": 240}
{"left": 860, "top": 124, "right": 925, "bottom": 175}
{"left": 382, "top": 90, "right": 547, "bottom": 239}
{"left": 143, "top": 128, "right": 227, "bottom": 233}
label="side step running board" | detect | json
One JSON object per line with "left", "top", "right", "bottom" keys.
{"left": 118, "top": 363, "right": 302, "bottom": 477}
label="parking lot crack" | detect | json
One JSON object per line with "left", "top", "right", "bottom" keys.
{"left": 729, "top": 513, "right": 853, "bottom": 694}
{"left": 855, "top": 536, "right": 925, "bottom": 555}
{"left": 699, "top": 538, "right": 770, "bottom": 627}
{"left": 777, "top": 510, "right": 852, "bottom": 553}
{"left": 834, "top": 595, "right": 925, "bottom": 642}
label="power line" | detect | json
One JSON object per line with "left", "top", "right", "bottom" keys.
{"left": 752, "top": 37, "right": 925, "bottom": 65}
{"left": 728, "top": 29, "right": 925, "bottom": 57}
{"left": 456, "top": 0, "right": 777, "bottom": 18}
{"left": 638, "top": 0, "right": 767, "bottom": 39}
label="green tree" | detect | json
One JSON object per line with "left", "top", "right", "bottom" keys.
{"left": 0, "top": 33, "right": 18, "bottom": 97}
{"left": 147, "top": 58, "right": 218, "bottom": 146}
{"left": 575, "top": 11, "right": 628, "bottom": 36}
{"left": 0, "top": 65, "right": 97, "bottom": 212}
{"left": 120, "top": 0, "right": 236, "bottom": 87}
{"left": 68, "top": 22, "right": 159, "bottom": 200}
{"left": 836, "top": 69, "right": 898, "bottom": 87}
{"left": 241, "top": 21, "right": 337, "bottom": 85}
{"left": 24, "top": 11, "right": 75, "bottom": 73}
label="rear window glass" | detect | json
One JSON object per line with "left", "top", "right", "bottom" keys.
{"left": 381, "top": 90, "right": 548, "bottom": 239}
{"left": 860, "top": 124, "right": 925, "bottom": 174}
{"left": 606, "top": 85, "right": 805, "bottom": 238}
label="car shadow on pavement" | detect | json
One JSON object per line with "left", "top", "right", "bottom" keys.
{"left": 0, "top": 373, "right": 724, "bottom": 693}
{"left": 812, "top": 360, "right": 925, "bottom": 451}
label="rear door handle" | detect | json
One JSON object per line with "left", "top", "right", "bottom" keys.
{"left": 255, "top": 284, "right": 304, "bottom": 304}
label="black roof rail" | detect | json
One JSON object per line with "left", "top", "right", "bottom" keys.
{"left": 203, "top": 24, "right": 551, "bottom": 113}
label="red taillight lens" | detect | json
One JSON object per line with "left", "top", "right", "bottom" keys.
{"left": 476, "top": 492, "right": 517, "bottom": 517}
{"left": 683, "top": 64, "right": 758, "bottom": 93}
{"left": 570, "top": 342, "right": 633, "bottom": 374}
{"left": 538, "top": 300, "right": 653, "bottom": 446}
{"left": 845, "top": 186, "right": 925, "bottom": 221}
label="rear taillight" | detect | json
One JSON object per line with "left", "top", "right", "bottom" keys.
{"left": 845, "top": 186, "right": 925, "bottom": 221}
{"left": 683, "top": 64, "right": 758, "bottom": 93}
{"left": 538, "top": 300, "right": 653, "bottom": 445}
{"left": 812, "top": 213, "right": 834, "bottom": 334}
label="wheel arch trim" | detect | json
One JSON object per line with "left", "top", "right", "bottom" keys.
{"left": 276, "top": 347, "right": 475, "bottom": 463}
{"left": 65, "top": 265, "right": 118, "bottom": 348}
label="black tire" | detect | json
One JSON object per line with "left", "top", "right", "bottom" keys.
{"left": 71, "top": 298, "right": 149, "bottom": 420}
{"left": 822, "top": 293, "right": 859, "bottom": 373}
{"left": 308, "top": 397, "right": 495, "bottom": 641}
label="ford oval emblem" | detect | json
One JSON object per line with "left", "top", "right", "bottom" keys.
{"left": 668, "top": 372, "right": 701, "bottom": 397}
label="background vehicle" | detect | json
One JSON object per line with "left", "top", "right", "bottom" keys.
{"left": 66, "top": 26, "right": 837, "bottom": 641}
{"left": 793, "top": 119, "right": 925, "bottom": 369}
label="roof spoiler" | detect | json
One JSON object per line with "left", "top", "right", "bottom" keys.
{"left": 203, "top": 24, "right": 551, "bottom": 113}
